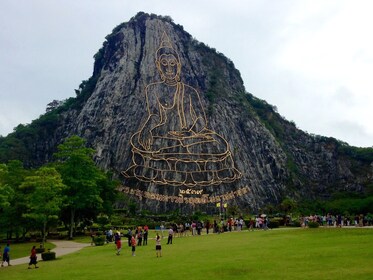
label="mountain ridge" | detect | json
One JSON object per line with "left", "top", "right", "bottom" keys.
{"left": 1, "top": 12, "right": 372, "bottom": 212}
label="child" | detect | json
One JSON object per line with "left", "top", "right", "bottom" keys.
{"left": 155, "top": 233, "right": 162, "bottom": 257}
{"left": 131, "top": 234, "right": 137, "bottom": 256}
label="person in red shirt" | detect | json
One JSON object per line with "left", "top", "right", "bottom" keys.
{"left": 28, "top": 246, "right": 38, "bottom": 269}
{"left": 116, "top": 235, "right": 122, "bottom": 255}
{"left": 131, "top": 234, "right": 137, "bottom": 256}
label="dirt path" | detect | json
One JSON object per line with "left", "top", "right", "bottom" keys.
{"left": 3, "top": 240, "right": 90, "bottom": 267}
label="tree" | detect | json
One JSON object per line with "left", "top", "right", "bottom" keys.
{"left": 46, "top": 100, "right": 62, "bottom": 112}
{"left": 0, "top": 164, "right": 14, "bottom": 211}
{"left": 0, "top": 164, "right": 14, "bottom": 215}
{"left": 53, "top": 136, "right": 106, "bottom": 239}
{"left": 280, "top": 197, "right": 297, "bottom": 215}
{"left": 20, "top": 167, "right": 66, "bottom": 247}
{"left": 0, "top": 160, "right": 30, "bottom": 240}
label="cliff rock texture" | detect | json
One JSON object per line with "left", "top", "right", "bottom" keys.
{"left": 1, "top": 12, "right": 372, "bottom": 212}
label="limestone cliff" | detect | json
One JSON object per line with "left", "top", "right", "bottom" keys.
{"left": 1, "top": 12, "right": 372, "bottom": 212}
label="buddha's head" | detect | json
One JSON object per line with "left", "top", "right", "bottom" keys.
{"left": 156, "top": 32, "right": 181, "bottom": 83}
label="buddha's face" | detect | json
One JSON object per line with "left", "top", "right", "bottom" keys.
{"left": 157, "top": 54, "right": 180, "bottom": 82}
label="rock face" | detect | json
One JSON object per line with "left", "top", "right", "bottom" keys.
{"left": 2, "top": 12, "right": 372, "bottom": 212}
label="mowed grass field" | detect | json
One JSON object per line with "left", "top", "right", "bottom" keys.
{"left": 1, "top": 228, "right": 373, "bottom": 280}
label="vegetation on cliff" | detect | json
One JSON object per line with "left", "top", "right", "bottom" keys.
{"left": 0, "top": 12, "right": 372, "bottom": 214}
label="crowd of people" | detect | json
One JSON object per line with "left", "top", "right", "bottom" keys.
{"left": 100, "top": 216, "right": 271, "bottom": 258}
{"left": 105, "top": 225, "right": 153, "bottom": 257}
{"left": 299, "top": 213, "right": 372, "bottom": 227}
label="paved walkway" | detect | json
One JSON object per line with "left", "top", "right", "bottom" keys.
{"left": 3, "top": 240, "right": 90, "bottom": 267}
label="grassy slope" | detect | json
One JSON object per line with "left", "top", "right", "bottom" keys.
{"left": 1, "top": 228, "right": 373, "bottom": 280}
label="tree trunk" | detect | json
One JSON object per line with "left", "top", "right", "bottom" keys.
{"left": 42, "top": 219, "right": 47, "bottom": 248}
{"left": 69, "top": 208, "right": 75, "bottom": 239}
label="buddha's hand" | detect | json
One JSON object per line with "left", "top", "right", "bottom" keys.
{"left": 139, "top": 130, "right": 153, "bottom": 150}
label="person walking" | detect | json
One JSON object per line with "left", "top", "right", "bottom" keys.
{"left": 28, "top": 246, "right": 39, "bottom": 269}
{"left": 1, "top": 243, "right": 11, "bottom": 267}
{"left": 137, "top": 229, "right": 143, "bottom": 246}
{"left": 116, "top": 235, "right": 122, "bottom": 255}
{"left": 143, "top": 226, "right": 148, "bottom": 245}
{"left": 127, "top": 228, "right": 132, "bottom": 247}
{"left": 167, "top": 227, "right": 174, "bottom": 244}
{"left": 155, "top": 233, "right": 162, "bottom": 257}
{"left": 131, "top": 234, "right": 137, "bottom": 256}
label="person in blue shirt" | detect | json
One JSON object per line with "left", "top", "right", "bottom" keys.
{"left": 1, "top": 243, "right": 11, "bottom": 267}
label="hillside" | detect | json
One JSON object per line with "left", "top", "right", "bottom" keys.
{"left": 1, "top": 12, "right": 372, "bottom": 212}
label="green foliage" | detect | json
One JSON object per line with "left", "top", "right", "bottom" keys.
{"left": 226, "top": 205, "right": 241, "bottom": 217}
{"left": 268, "top": 220, "right": 280, "bottom": 228}
{"left": 53, "top": 136, "right": 110, "bottom": 239}
{"left": 289, "top": 221, "right": 301, "bottom": 227}
{"left": 0, "top": 164, "right": 14, "bottom": 208}
{"left": 0, "top": 136, "right": 29, "bottom": 165}
{"left": 297, "top": 199, "right": 326, "bottom": 215}
{"left": 338, "top": 144, "right": 373, "bottom": 163}
{"left": 0, "top": 160, "right": 31, "bottom": 240}
{"left": 35, "top": 248, "right": 45, "bottom": 254}
{"left": 325, "top": 196, "right": 373, "bottom": 214}
{"left": 245, "top": 92, "right": 288, "bottom": 139}
{"left": 308, "top": 221, "right": 319, "bottom": 228}
{"left": 41, "top": 250, "right": 56, "bottom": 261}
{"left": 20, "top": 166, "right": 66, "bottom": 246}
{"left": 74, "top": 76, "right": 99, "bottom": 109}
{"left": 93, "top": 236, "right": 105, "bottom": 246}
{"left": 280, "top": 197, "right": 297, "bottom": 214}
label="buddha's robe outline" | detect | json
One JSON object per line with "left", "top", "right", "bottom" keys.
{"left": 123, "top": 80, "right": 241, "bottom": 187}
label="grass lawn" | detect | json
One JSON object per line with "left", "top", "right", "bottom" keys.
{"left": 1, "top": 228, "right": 372, "bottom": 280}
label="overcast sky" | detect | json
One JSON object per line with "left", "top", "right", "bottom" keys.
{"left": 1, "top": 0, "right": 373, "bottom": 147}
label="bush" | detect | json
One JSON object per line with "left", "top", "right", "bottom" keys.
{"left": 93, "top": 236, "right": 105, "bottom": 246}
{"left": 35, "top": 248, "right": 45, "bottom": 254}
{"left": 268, "top": 220, "right": 280, "bottom": 229}
{"left": 308, "top": 221, "right": 319, "bottom": 228}
{"left": 41, "top": 251, "right": 56, "bottom": 261}
{"left": 289, "top": 221, "right": 301, "bottom": 227}
{"left": 271, "top": 217, "right": 285, "bottom": 226}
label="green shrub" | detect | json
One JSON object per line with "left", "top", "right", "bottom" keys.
{"left": 243, "top": 220, "right": 251, "bottom": 228}
{"left": 93, "top": 236, "right": 105, "bottom": 246}
{"left": 35, "top": 248, "right": 45, "bottom": 254}
{"left": 308, "top": 221, "right": 319, "bottom": 228}
{"left": 41, "top": 251, "right": 56, "bottom": 261}
{"left": 268, "top": 220, "right": 280, "bottom": 228}
{"left": 289, "top": 221, "right": 301, "bottom": 227}
{"left": 272, "top": 217, "right": 285, "bottom": 226}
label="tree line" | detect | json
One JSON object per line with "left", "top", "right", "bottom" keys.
{"left": 0, "top": 136, "right": 117, "bottom": 246}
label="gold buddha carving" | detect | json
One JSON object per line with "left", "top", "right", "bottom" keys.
{"left": 123, "top": 32, "right": 241, "bottom": 186}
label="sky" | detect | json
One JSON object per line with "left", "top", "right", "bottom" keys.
{"left": 1, "top": 0, "right": 373, "bottom": 147}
